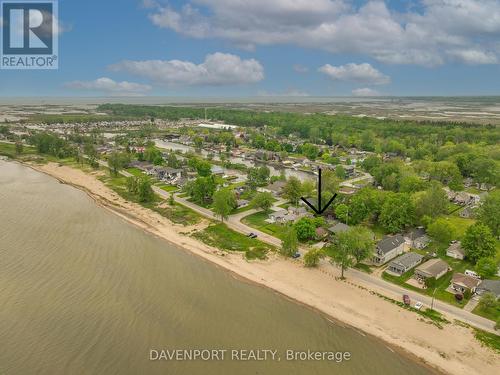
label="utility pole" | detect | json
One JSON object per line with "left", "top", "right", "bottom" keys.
{"left": 431, "top": 287, "right": 437, "bottom": 311}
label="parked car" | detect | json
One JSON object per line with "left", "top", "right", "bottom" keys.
{"left": 292, "top": 252, "right": 301, "bottom": 259}
{"left": 249, "top": 234, "right": 258, "bottom": 239}
{"left": 414, "top": 301, "right": 423, "bottom": 310}
{"left": 403, "top": 294, "right": 411, "bottom": 305}
{"left": 247, "top": 233, "right": 255, "bottom": 237}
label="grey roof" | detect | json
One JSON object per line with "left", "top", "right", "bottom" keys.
{"left": 328, "top": 222, "right": 350, "bottom": 234}
{"left": 389, "top": 252, "right": 423, "bottom": 269}
{"left": 377, "top": 235, "right": 405, "bottom": 254}
{"left": 477, "top": 280, "right": 500, "bottom": 297}
{"left": 409, "top": 227, "right": 427, "bottom": 239}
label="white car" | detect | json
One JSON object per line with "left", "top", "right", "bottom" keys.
{"left": 414, "top": 301, "right": 423, "bottom": 310}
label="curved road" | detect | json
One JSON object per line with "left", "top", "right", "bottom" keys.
{"left": 109, "top": 161, "right": 496, "bottom": 334}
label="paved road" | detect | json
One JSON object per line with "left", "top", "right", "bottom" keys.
{"left": 345, "top": 267, "right": 496, "bottom": 333}
{"left": 106, "top": 161, "right": 495, "bottom": 333}
{"left": 340, "top": 172, "right": 373, "bottom": 188}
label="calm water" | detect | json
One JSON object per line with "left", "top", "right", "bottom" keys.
{"left": 0, "top": 161, "right": 434, "bottom": 375}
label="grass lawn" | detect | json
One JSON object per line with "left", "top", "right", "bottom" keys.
{"left": 474, "top": 328, "right": 500, "bottom": 353}
{"left": 354, "top": 263, "right": 373, "bottom": 274}
{"left": 232, "top": 204, "right": 254, "bottom": 215}
{"left": 444, "top": 216, "right": 476, "bottom": 238}
{"left": 242, "top": 211, "right": 284, "bottom": 239}
{"left": 0, "top": 142, "right": 36, "bottom": 158}
{"left": 472, "top": 303, "right": 500, "bottom": 322}
{"left": 152, "top": 203, "right": 201, "bottom": 226}
{"left": 158, "top": 184, "right": 179, "bottom": 193}
{"left": 192, "top": 223, "right": 274, "bottom": 260}
{"left": 125, "top": 167, "right": 144, "bottom": 177}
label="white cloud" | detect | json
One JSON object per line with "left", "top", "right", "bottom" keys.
{"left": 109, "top": 52, "right": 264, "bottom": 86}
{"left": 318, "top": 63, "right": 390, "bottom": 84}
{"left": 351, "top": 87, "right": 380, "bottom": 97}
{"left": 146, "top": 0, "right": 500, "bottom": 66}
{"left": 65, "top": 77, "right": 152, "bottom": 95}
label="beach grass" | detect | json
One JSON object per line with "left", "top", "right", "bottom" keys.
{"left": 192, "top": 223, "right": 273, "bottom": 260}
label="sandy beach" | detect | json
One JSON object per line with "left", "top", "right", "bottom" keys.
{"left": 26, "top": 162, "right": 499, "bottom": 375}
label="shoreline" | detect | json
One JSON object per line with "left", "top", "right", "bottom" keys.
{"left": 20, "top": 161, "right": 499, "bottom": 375}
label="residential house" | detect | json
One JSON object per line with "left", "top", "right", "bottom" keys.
{"left": 343, "top": 165, "right": 356, "bottom": 178}
{"left": 260, "top": 180, "right": 286, "bottom": 197}
{"left": 161, "top": 167, "right": 182, "bottom": 181}
{"left": 450, "top": 273, "right": 481, "bottom": 294}
{"left": 406, "top": 227, "right": 431, "bottom": 249}
{"left": 386, "top": 252, "right": 423, "bottom": 276}
{"left": 476, "top": 280, "right": 500, "bottom": 299}
{"left": 372, "top": 235, "right": 406, "bottom": 266}
{"left": 446, "top": 241, "right": 465, "bottom": 260}
{"left": 267, "top": 206, "right": 310, "bottom": 225}
{"left": 414, "top": 259, "right": 449, "bottom": 281}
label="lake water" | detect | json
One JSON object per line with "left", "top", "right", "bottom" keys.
{"left": 0, "top": 161, "right": 434, "bottom": 375}
{"left": 154, "top": 139, "right": 314, "bottom": 182}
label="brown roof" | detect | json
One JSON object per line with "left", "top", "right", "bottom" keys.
{"left": 452, "top": 273, "right": 481, "bottom": 289}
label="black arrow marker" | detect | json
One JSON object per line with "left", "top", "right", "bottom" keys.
{"left": 301, "top": 168, "right": 337, "bottom": 215}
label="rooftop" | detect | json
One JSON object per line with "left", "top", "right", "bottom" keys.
{"left": 416, "top": 259, "right": 449, "bottom": 277}
{"left": 377, "top": 235, "right": 405, "bottom": 254}
{"left": 389, "top": 252, "right": 423, "bottom": 268}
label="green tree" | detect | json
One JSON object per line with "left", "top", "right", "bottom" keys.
{"left": 328, "top": 231, "right": 356, "bottom": 278}
{"left": 281, "top": 225, "right": 298, "bottom": 257}
{"left": 477, "top": 191, "right": 500, "bottom": 237}
{"left": 304, "top": 248, "right": 325, "bottom": 267}
{"left": 302, "top": 143, "right": 319, "bottom": 160}
{"left": 478, "top": 293, "right": 498, "bottom": 311}
{"left": 349, "top": 226, "right": 375, "bottom": 263}
{"left": 137, "top": 176, "right": 154, "bottom": 202}
{"left": 475, "top": 258, "right": 498, "bottom": 279}
{"left": 335, "top": 165, "right": 346, "bottom": 180}
{"left": 283, "top": 177, "right": 303, "bottom": 206}
{"left": 427, "top": 218, "right": 457, "bottom": 244}
{"left": 213, "top": 189, "right": 236, "bottom": 222}
{"left": 462, "top": 223, "right": 496, "bottom": 263}
{"left": 380, "top": 193, "right": 416, "bottom": 233}
{"left": 335, "top": 204, "right": 349, "bottom": 223}
{"left": 251, "top": 192, "right": 274, "bottom": 213}
{"left": 247, "top": 166, "right": 270, "bottom": 189}
{"left": 15, "top": 141, "right": 23, "bottom": 155}
{"left": 294, "top": 217, "right": 316, "bottom": 241}
{"left": 166, "top": 153, "right": 179, "bottom": 168}
{"left": 144, "top": 146, "right": 163, "bottom": 165}
{"left": 414, "top": 182, "right": 448, "bottom": 219}
{"left": 107, "top": 152, "right": 130, "bottom": 176}
{"left": 185, "top": 176, "right": 217, "bottom": 204}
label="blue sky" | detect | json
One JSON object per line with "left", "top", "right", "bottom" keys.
{"left": 2, "top": 0, "right": 500, "bottom": 97}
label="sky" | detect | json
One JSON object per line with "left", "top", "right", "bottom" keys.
{"left": 2, "top": 0, "right": 500, "bottom": 97}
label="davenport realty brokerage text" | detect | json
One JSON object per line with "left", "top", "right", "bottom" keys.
{"left": 150, "top": 349, "right": 352, "bottom": 363}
